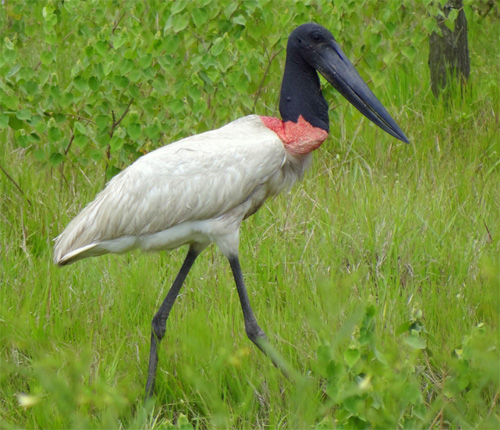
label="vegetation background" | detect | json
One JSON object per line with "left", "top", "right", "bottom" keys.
{"left": 1, "top": 0, "right": 498, "bottom": 428}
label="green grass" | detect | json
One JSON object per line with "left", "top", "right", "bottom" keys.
{"left": 1, "top": 11, "right": 499, "bottom": 430}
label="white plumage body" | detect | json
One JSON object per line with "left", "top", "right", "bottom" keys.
{"left": 54, "top": 115, "right": 312, "bottom": 265}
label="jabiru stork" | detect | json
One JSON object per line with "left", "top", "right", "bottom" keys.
{"left": 54, "top": 23, "right": 409, "bottom": 398}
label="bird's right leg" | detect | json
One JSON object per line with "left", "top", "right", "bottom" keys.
{"left": 228, "top": 255, "right": 269, "bottom": 349}
{"left": 145, "top": 247, "right": 199, "bottom": 399}
{"left": 228, "top": 255, "right": 289, "bottom": 377}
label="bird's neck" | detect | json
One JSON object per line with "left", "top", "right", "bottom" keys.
{"left": 260, "top": 48, "right": 330, "bottom": 154}
{"left": 260, "top": 115, "right": 328, "bottom": 155}
{"left": 259, "top": 54, "right": 329, "bottom": 155}
{"left": 279, "top": 52, "right": 330, "bottom": 133}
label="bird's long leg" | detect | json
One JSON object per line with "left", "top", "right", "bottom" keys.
{"left": 145, "top": 247, "right": 199, "bottom": 399}
{"left": 228, "top": 255, "right": 289, "bottom": 377}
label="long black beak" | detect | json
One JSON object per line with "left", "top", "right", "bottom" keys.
{"left": 316, "top": 41, "right": 409, "bottom": 143}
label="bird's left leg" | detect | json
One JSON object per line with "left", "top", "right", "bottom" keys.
{"left": 145, "top": 247, "right": 199, "bottom": 399}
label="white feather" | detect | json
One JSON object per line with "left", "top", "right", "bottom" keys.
{"left": 54, "top": 115, "right": 312, "bottom": 265}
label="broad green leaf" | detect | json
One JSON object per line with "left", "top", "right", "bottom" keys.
{"left": 405, "top": 334, "right": 427, "bottom": 350}
{"left": 70, "top": 61, "right": 82, "bottom": 77}
{"left": 157, "top": 56, "right": 172, "bottom": 71}
{"left": 48, "top": 127, "right": 62, "bottom": 142}
{"left": 124, "top": 48, "right": 137, "bottom": 60}
{"left": 6, "top": 65, "right": 21, "bottom": 78}
{"left": 3, "top": 49, "right": 16, "bottom": 64}
{"left": 192, "top": 100, "right": 207, "bottom": 116}
{"left": 113, "top": 75, "right": 129, "bottom": 89}
{"left": 45, "top": 32, "right": 57, "bottom": 44}
{"left": 188, "top": 86, "right": 201, "bottom": 101}
{"left": 95, "top": 41, "right": 108, "bottom": 56}
{"left": 445, "top": 9, "right": 459, "bottom": 31}
{"left": 16, "top": 109, "right": 32, "bottom": 121}
{"left": 42, "top": 5, "right": 54, "bottom": 18}
{"left": 369, "top": 32, "right": 382, "bottom": 49}
{"left": 16, "top": 134, "right": 29, "bottom": 148}
{"left": 172, "top": 14, "right": 189, "bottom": 32}
{"left": 73, "top": 76, "right": 88, "bottom": 92}
{"left": 168, "top": 100, "right": 185, "bottom": 115}
{"left": 8, "top": 116, "right": 24, "bottom": 130}
{"left": 74, "top": 121, "right": 87, "bottom": 135}
{"left": 224, "top": 2, "right": 238, "bottom": 18}
{"left": 127, "top": 123, "right": 141, "bottom": 140}
{"left": 4, "top": 37, "right": 15, "bottom": 50}
{"left": 60, "top": 92, "right": 74, "bottom": 107}
{"left": 232, "top": 15, "right": 246, "bottom": 26}
{"left": 382, "top": 51, "right": 397, "bottom": 66}
{"left": 113, "top": 36, "right": 127, "bottom": 49}
{"left": 89, "top": 76, "right": 100, "bottom": 92}
{"left": 127, "top": 84, "right": 141, "bottom": 98}
{"left": 97, "top": 132, "right": 111, "bottom": 148}
{"left": 163, "top": 35, "right": 180, "bottom": 55}
{"left": 395, "top": 321, "right": 411, "bottom": 336}
{"left": 385, "top": 21, "right": 397, "bottom": 37}
{"left": 227, "top": 71, "right": 248, "bottom": 93}
{"left": 2, "top": 94, "right": 19, "bottom": 110}
{"left": 344, "top": 348, "right": 361, "bottom": 368}
{"left": 28, "top": 114, "right": 42, "bottom": 128}
{"left": 145, "top": 124, "right": 160, "bottom": 140}
{"left": 423, "top": 17, "right": 438, "bottom": 34}
{"left": 40, "top": 51, "right": 54, "bottom": 65}
{"left": 89, "top": 149, "right": 103, "bottom": 162}
{"left": 171, "top": 1, "right": 187, "bottom": 14}
{"left": 96, "top": 115, "right": 109, "bottom": 131}
{"left": 54, "top": 114, "right": 66, "bottom": 124}
{"left": 402, "top": 46, "right": 417, "bottom": 61}
{"left": 74, "top": 135, "right": 87, "bottom": 149}
{"left": 371, "top": 70, "right": 387, "bottom": 88}
{"left": 84, "top": 45, "right": 94, "bottom": 57}
{"left": 19, "top": 67, "right": 34, "bottom": 81}
{"left": 50, "top": 86, "right": 61, "bottom": 99}
{"left": 142, "top": 67, "right": 156, "bottom": 80}
{"left": 177, "top": 413, "right": 193, "bottom": 430}
{"left": 120, "top": 59, "right": 134, "bottom": 75}
{"left": 110, "top": 135, "right": 124, "bottom": 151}
{"left": 129, "top": 69, "right": 142, "bottom": 83}
{"left": 343, "top": 395, "right": 364, "bottom": 415}
{"left": 35, "top": 121, "right": 47, "bottom": 134}
{"left": 24, "top": 81, "right": 39, "bottom": 96}
{"left": 103, "top": 61, "right": 115, "bottom": 77}
{"left": 139, "top": 54, "right": 152, "bottom": 69}
{"left": 106, "top": 165, "right": 121, "bottom": 180}
{"left": 152, "top": 79, "right": 168, "bottom": 93}
{"left": 210, "top": 38, "right": 225, "bottom": 56}
{"left": 92, "top": 63, "right": 104, "bottom": 80}
{"left": 0, "top": 114, "right": 9, "bottom": 129}
{"left": 192, "top": 9, "right": 208, "bottom": 27}
{"left": 49, "top": 152, "right": 64, "bottom": 167}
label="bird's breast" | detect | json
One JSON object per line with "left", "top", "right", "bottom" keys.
{"left": 260, "top": 115, "right": 328, "bottom": 155}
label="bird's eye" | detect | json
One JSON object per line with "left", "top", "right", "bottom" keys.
{"left": 311, "top": 33, "right": 323, "bottom": 43}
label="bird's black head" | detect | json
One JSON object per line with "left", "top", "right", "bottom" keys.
{"left": 287, "top": 23, "right": 339, "bottom": 66}
{"left": 280, "top": 23, "right": 409, "bottom": 143}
